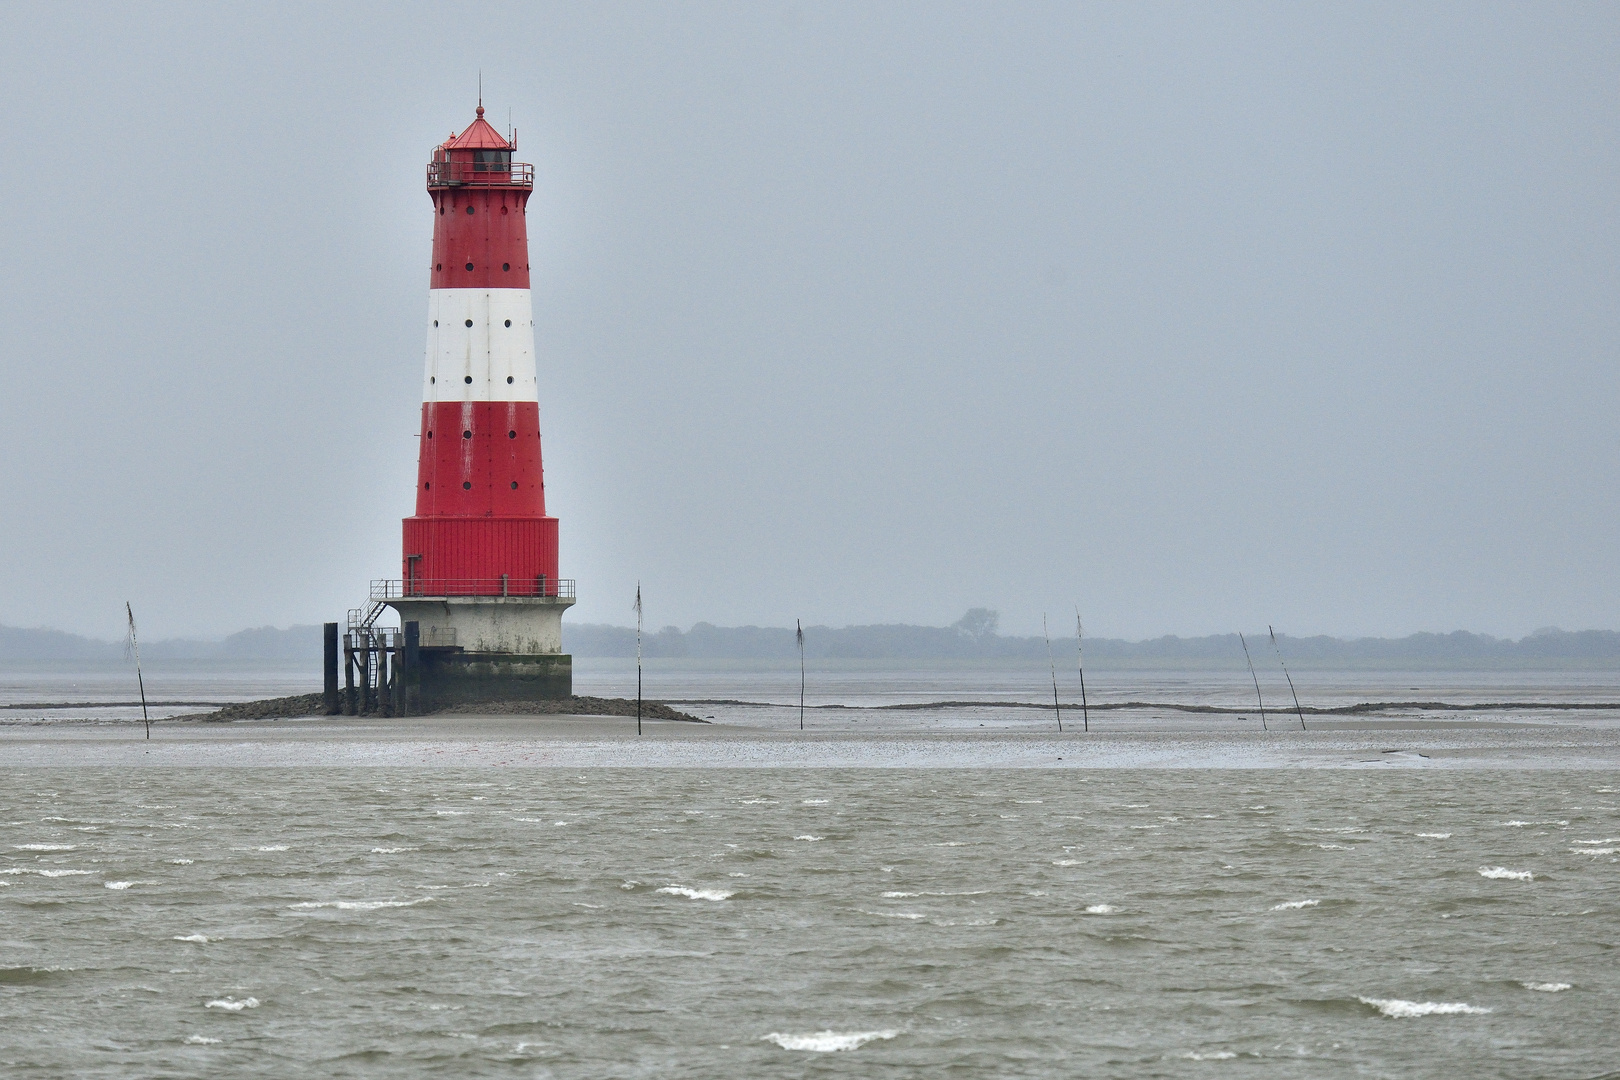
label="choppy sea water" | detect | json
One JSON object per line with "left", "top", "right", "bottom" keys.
{"left": 2, "top": 769, "right": 1616, "bottom": 1077}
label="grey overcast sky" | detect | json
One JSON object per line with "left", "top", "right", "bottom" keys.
{"left": 0, "top": 2, "right": 1615, "bottom": 641}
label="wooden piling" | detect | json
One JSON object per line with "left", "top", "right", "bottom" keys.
{"left": 343, "top": 637, "right": 357, "bottom": 715}
{"left": 323, "top": 623, "right": 339, "bottom": 715}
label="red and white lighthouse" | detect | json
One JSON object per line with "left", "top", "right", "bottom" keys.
{"left": 381, "top": 105, "right": 575, "bottom": 700}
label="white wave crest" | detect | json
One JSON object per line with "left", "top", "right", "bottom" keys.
{"left": 881, "top": 891, "right": 919, "bottom": 898}
{"left": 801, "top": 799, "right": 828, "bottom": 805}
{"left": 169, "top": 858, "right": 194, "bottom": 865}
{"left": 1084, "top": 904, "right": 1117, "bottom": 914}
{"left": 1480, "top": 867, "right": 1534, "bottom": 881}
{"left": 104, "top": 881, "right": 136, "bottom": 890}
{"left": 1575, "top": 837, "right": 1620, "bottom": 844}
{"left": 256, "top": 845, "right": 288, "bottom": 852}
{"left": 1570, "top": 847, "right": 1616, "bottom": 856}
{"left": 1051, "top": 859, "right": 1082, "bottom": 866}
{"left": 656, "top": 886, "right": 733, "bottom": 901}
{"left": 1501, "top": 820, "right": 1567, "bottom": 828}
{"left": 762, "top": 1029, "right": 898, "bottom": 1052}
{"left": 1360, "top": 997, "right": 1490, "bottom": 1017}
{"left": 183, "top": 1035, "right": 221, "bottom": 1045}
{"left": 0, "top": 868, "right": 92, "bottom": 877}
{"left": 287, "top": 898, "right": 430, "bottom": 911}
{"left": 1271, "top": 899, "right": 1320, "bottom": 910}
{"left": 1183, "top": 1051, "right": 1237, "bottom": 1060}
{"left": 174, "top": 935, "right": 210, "bottom": 943}
{"left": 15, "top": 843, "right": 76, "bottom": 851}
{"left": 1522, "top": 981, "right": 1571, "bottom": 992}
{"left": 794, "top": 835, "right": 824, "bottom": 841}
{"left": 204, "top": 997, "right": 259, "bottom": 1011}
{"left": 1416, "top": 833, "right": 1451, "bottom": 839}
{"left": 860, "top": 910, "right": 926, "bottom": 920}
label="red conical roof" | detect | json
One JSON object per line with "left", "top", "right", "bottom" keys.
{"left": 445, "top": 106, "right": 513, "bottom": 151}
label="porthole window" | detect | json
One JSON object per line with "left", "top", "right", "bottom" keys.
{"left": 465, "top": 319, "right": 473, "bottom": 327}
{"left": 502, "top": 263, "right": 510, "bottom": 271}
{"left": 508, "top": 430, "right": 516, "bottom": 439}
{"left": 427, "top": 430, "right": 433, "bottom": 438}
{"left": 504, "top": 319, "right": 511, "bottom": 327}
{"left": 506, "top": 375, "right": 514, "bottom": 384}
{"left": 439, "top": 207, "right": 444, "bottom": 215}
{"left": 430, "top": 376, "right": 436, "bottom": 384}
{"left": 465, "top": 262, "right": 474, "bottom": 272}
{"left": 424, "top": 482, "right": 430, "bottom": 489}
{"left": 510, "top": 481, "right": 518, "bottom": 489}
{"left": 433, "top": 320, "right": 439, "bottom": 327}
{"left": 464, "top": 375, "right": 472, "bottom": 384}
{"left": 501, "top": 206, "right": 509, "bottom": 216}
{"left": 463, "top": 430, "right": 472, "bottom": 439}
{"left": 435, "top": 263, "right": 442, "bottom": 270}
{"left": 466, "top": 205, "right": 474, "bottom": 215}
{"left": 462, "top": 481, "right": 472, "bottom": 490}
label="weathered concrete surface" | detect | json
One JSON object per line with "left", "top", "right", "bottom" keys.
{"left": 385, "top": 594, "right": 573, "bottom": 654}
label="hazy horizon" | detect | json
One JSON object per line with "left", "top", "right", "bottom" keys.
{"left": 4, "top": 614, "right": 1615, "bottom": 650}
{"left": 1, "top": 3, "right": 1615, "bottom": 642}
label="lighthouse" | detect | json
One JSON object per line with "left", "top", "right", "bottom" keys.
{"left": 375, "top": 104, "right": 575, "bottom": 703}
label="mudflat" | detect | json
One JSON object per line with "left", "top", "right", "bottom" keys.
{"left": 4, "top": 711, "right": 1619, "bottom": 768}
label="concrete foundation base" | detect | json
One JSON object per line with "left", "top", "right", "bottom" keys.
{"left": 415, "top": 650, "right": 572, "bottom": 707}
{"left": 384, "top": 594, "right": 576, "bottom": 704}
{"left": 385, "top": 594, "right": 574, "bottom": 655}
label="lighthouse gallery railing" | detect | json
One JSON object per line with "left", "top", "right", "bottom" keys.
{"left": 426, "top": 160, "right": 534, "bottom": 188}
{"left": 372, "top": 577, "right": 574, "bottom": 600}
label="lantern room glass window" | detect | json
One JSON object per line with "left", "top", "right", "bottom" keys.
{"left": 475, "top": 149, "right": 512, "bottom": 173}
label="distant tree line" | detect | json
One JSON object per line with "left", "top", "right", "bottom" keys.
{"left": 0, "top": 624, "right": 323, "bottom": 661}
{"left": 3, "top": 611, "right": 1618, "bottom": 663}
{"left": 559, "top": 610, "right": 1620, "bottom": 663}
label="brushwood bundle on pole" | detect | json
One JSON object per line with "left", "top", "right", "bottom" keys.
{"left": 1075, "top": 609, "right": 1089, "bottom": 732}
{"left": 125, "top": 602, "right": 150, "bottom": 740}
{"left": 1270, "top": 625, "right": 1307, "bottom": 730}
{"left": 796, "top": 619, "right": 805, "bottom": 731}
{"left": 1043, "top": 614, "right": 1061, "bottom": 732}
{"left": 1239, "top": 631, "right": 1267, "bottom": 731}
{"left": 634, "top": 584, "right": 643, "bottom": 736}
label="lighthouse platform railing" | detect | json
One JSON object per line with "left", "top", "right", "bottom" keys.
{"left": 426, "top": 160, "right": 534, "bottom": 189}
{"left": 372, "top": 577, "right": 575, "bottom": 601}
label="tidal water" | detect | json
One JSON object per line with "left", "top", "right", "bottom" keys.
{"left": 2, "top": 768, "right": 1616, "bottom": 1077}
{"left": 6, "top": 657, "right": 1620, "bottom": 730}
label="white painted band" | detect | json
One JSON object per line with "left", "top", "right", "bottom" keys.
{"left": 423, "top": 289, "right": 537, "bottom": 403}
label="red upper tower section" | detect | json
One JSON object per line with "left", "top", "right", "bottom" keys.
{"left": 427, "top": 106, "right": 534, "bottom": 291}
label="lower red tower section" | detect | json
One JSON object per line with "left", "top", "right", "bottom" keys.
{"left": 401, "top": 516, "right": 559, "bottom": 596}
